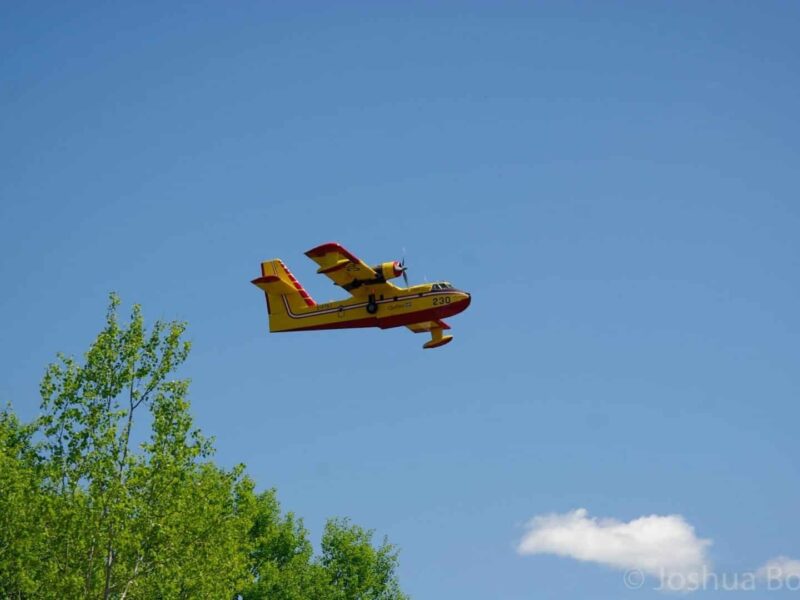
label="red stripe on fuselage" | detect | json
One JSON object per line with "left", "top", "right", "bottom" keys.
{"left": 277, "top": 297, "right": 470, "bottom": 332}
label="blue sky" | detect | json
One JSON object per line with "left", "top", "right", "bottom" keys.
{"left": 2, "top": 2, "right": 799, "bottom": 598}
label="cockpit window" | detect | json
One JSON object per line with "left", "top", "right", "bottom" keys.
{"left": 432, "top": 282, "right": 454, "bottom": 291}
{"left": 431, "top": 283, "right": 441, "bottom": 290}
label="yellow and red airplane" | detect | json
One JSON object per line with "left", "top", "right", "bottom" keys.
{"left": 252, "top": 243, "right": 471, "bottom": 349}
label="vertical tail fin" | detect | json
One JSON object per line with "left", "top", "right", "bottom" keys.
{"left": 252, "top": 260, "right": 316, "bottom": 331}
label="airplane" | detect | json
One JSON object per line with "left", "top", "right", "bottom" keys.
{"left": 251, "top": 242, "right": 471, "bottom": 349}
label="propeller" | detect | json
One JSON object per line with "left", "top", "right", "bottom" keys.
{"left": 400, "top": 257, "right": 409, "bottom": 287}
{"left": 396, "top": 247, "right": 409, "bottom": 287}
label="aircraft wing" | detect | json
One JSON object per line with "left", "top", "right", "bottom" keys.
{"left": 305, "top": 242, "right": 399, "bottom": 297}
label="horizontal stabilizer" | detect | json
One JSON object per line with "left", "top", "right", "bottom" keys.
{"left": 251, "top": 275, "right": 297, "bottom": 295}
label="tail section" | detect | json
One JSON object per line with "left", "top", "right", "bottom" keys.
{"left": 252, "top": 260, "right": 316, "bottom": 331}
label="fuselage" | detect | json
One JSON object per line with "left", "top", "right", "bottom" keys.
{"left": 274, "top": 282, "right": 471, "bottom": 332}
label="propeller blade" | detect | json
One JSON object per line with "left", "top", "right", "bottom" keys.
{"left": 399, "top": 248, "right": 408, "bottom": 287}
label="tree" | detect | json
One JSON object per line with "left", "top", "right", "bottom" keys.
{"left": 0, "top": 409, "right": 45, "bottom": 596}
{"left": 0, "top": 294, "right": 408, "bottom": 599}
{"left": 320, "top": 519, "right": 408, "bottom": 600}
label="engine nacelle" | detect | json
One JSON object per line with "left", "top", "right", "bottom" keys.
{"left": 374, "top": 261, "right": 404, "bottom": 281}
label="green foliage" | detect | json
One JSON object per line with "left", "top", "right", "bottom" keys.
{"left": 0, "top": 410, "right": 44, "bottom": 595}
{"left": 321, "top": 519, "right": 408, "bottom": 600}
{"left": 0, "top": 294, "right": 407, "bottom": 599}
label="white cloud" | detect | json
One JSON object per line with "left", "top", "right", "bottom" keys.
{"left": 517, "top": 508, "right": 712, "bottom": 588}
{"left": 757, "top": 556, "right": 800, "bottom": 582}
